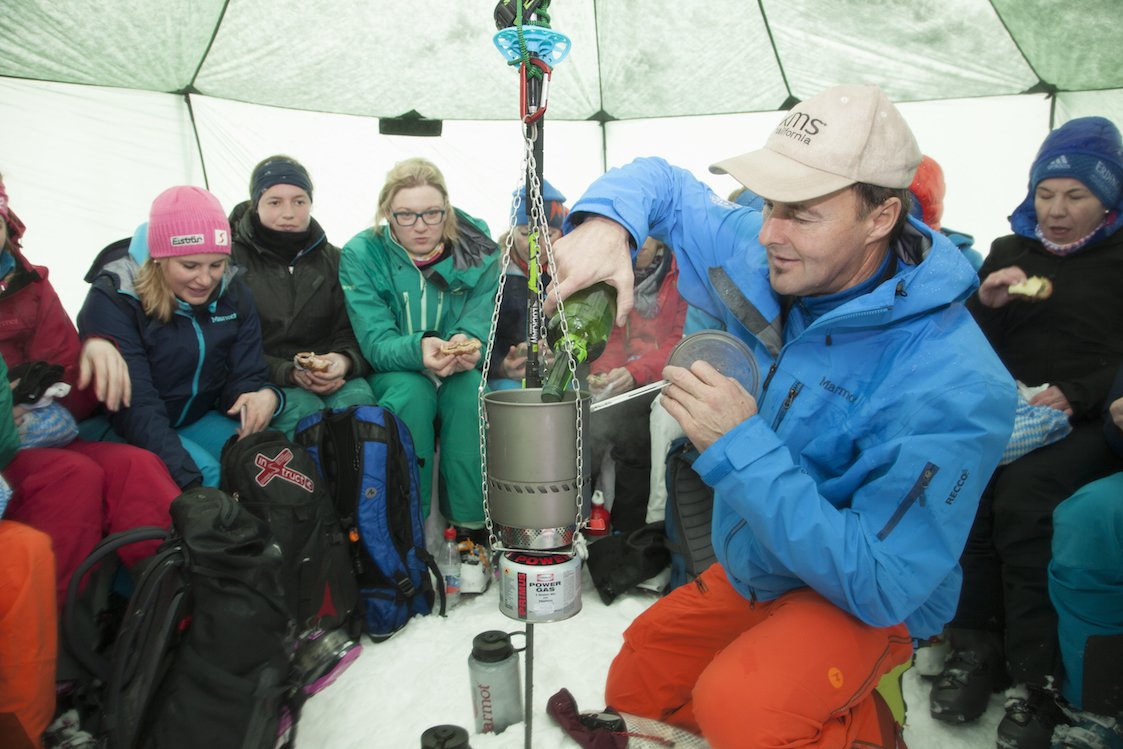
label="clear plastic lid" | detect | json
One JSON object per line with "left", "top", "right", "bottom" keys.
{"left": 667, "top": 330, "right": 760, "bottom": 398}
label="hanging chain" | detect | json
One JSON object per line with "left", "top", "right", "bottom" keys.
{"left": 478, "top": 124, "right": 587, "bottom": 555}
{"left": 532, "top": 136, "right": 586, "bottom": 552}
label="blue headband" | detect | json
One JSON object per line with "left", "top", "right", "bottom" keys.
{"left": 251, "top": 159, "right": 313, "bottom": 207}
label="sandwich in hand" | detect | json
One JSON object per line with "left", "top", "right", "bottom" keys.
{"left": 1007, "top": 276, "right": 1053, "bottom": 300}
{"left": 440, "top": 338, "right": 482, "bottom": 356}
{"left": 294, "top": 352, "right": 333, "bottom": 373}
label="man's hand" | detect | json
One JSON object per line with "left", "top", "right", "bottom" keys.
{"left": 1030, "top": 385, "right": 1073, "bottom": 416}
{"left": 660, "top": 361, "right": 757, "bottom": 452}
{"left": 977, "top": 266, "right": 1029, "bottom": 309}
{"left": 227, "top": 388, "right": 278, "bottom": 438}
{"left": 543, "top": 216, "right": 635, "bottom": 326}
{"left": 78, "top": 337, "right": 131, "bottom": 411}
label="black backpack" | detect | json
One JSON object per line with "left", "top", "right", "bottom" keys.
{"left": 663, "top": 438, "right": 717, "bottom": 593}
{"left": 220, "top": 430, "right": 359, "bottom": 636}
{"left": 295, "top": 405, "right": 444, "bottom": 641}
{"left": 64, "top": 487, "right": 300, "bottom": 749}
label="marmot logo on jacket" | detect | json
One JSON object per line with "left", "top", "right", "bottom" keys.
{"left": 775, "top": 111, "right": 825, "bottom": 144}
{"left": 819, "top": 376, "right": 857, "bottom": 403}
{"left": 211, "top": 312, "right": 237, "bottom": 323}
{"left": 254, "top": 448, "right": 314, "bottom": 493}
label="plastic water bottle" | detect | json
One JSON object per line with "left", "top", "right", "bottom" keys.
{"left": 586, "top": 489, "right": 611, "bottom": 538}
{"left": 468, "top": 631, "right": 523, "bottom": 734}
{"left": 541, "top": 283, "right": 616, "bottom": 401}
{"left": 437, "top": 527, "right": 461, "bottom": 611}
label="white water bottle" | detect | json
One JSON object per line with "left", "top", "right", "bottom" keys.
{"left": 468, "top": 630, "right": 523, "bottom": 734}
{"left": 437, "top": 527, "right": 461, "bottom": 610}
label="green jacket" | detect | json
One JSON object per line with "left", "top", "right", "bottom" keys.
{"left": 340, "top": 210, "right": 499, "bottom": 373}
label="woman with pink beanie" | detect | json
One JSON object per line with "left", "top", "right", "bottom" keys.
{"left": 78, "top": 186, "right": 283, "bottom": 488}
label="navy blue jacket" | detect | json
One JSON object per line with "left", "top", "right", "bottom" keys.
{"left": 78, "top": 225, "right": 279, "bottom": 487}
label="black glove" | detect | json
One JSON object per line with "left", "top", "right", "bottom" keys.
{"left": 8, "top": 361, "right": 66, "bottom": 405}
{"left": 546, "top": 688, "right": 628, "bottom": 749}
{"left": 586, "top": 523, "right": 671, "bottom": 605}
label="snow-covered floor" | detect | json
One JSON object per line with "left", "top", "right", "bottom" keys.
{"left": 298, "top": 568, "right": 1003, "bottom": 748}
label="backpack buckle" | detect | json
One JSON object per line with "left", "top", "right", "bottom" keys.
{"left": 395, "top": 575, "right": 416, "bottom": 598}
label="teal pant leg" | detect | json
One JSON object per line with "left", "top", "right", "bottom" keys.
{"left": 324, "top": 378, "right": 377, "bottom": 411}
{"left": 77, "top": 412, "right": 234, "bottom": 488}
{"left": 366, "top": 371, "right": 437, "bottom": 517}
{"left": 177, "top": 411, "right": 240, "bottom": 487}
{"left": 272, "top": 387, "right": 328, "bottom": 438}
{"left": 436, "top": 369, "right": 485, "bottom": 527}
{"left": 273, "top": 379, "right": 377, "bottom": 437}
{"left": 1049, "top": 472, "right": 1123, "bottom": 708}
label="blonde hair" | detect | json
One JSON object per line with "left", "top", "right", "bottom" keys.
{"left": 135, "top": 259, "right": 177, "bottom": 323}
{"left": 376, "top": 157, "right": 458, "bottom": 245}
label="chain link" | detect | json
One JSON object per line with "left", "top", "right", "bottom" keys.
{"left": 478, "top": 124, "right": 586, "bottom": 555}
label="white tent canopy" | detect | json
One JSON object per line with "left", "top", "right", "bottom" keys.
{"left": 2, "top": 0, "right": 1122, "bottom": 316}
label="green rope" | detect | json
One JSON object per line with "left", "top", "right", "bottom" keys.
{"left": 508, "top": 0, "right": 552, "bottom": 78}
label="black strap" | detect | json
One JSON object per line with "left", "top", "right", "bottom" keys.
{"left": 707, "top": 266, "right": 782, "bottom": 357}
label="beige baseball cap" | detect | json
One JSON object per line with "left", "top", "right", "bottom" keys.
{"left": 710, "top": 84, "right": 921, "bottom": 203}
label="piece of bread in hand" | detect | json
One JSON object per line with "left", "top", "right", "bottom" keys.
{"left": 294, "top": 352, "right": 332, "bottom": 372}
{"left": 1007, "top": 276, "right": 1054, "bottom": 300}
{"left": 587, "top": 373, "right": 609, "bottom": 388}
{"left": 440, "top": 338, "right": 482, "bottom": 356}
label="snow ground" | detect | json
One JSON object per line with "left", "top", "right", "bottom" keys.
{"left": 298, "top": 568, "right": 1003, "bottom": 748}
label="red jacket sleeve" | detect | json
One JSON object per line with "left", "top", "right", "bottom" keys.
{"left": 24, "top": 271, "right": 100, "bottom": 420}
{"left": 623, "top": 265, "right": 686, "bottom": 386}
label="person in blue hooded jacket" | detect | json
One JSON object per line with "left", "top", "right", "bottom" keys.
{"left": 78, "top": 186, "right": 283, "bottom": 488}
{"left": 542, "top": 84, "right": 1016, "bottom": 749}
{"left": 488, "top": 179, "right": 567, "bottom": 390}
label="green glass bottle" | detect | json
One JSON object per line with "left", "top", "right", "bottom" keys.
{"left": 540, "top": 283, "right": 617, "bottom": 402}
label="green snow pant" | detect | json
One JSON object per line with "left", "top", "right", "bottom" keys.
{"left": 365, "top": 369, "right": 485, "bottom": 527}
{"left": 272, "top": 378, "right": 376, "bottom": 438}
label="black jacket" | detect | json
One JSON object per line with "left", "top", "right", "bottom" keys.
{"left": 968, "top": 229, "right": 1123, "bottom": 421}
{"left": 229, "top": 201, "right": 370, "bottom": 387}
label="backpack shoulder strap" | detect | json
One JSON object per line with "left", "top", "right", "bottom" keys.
{"left": 63, "top": 526, "right": 170, "bottom": 682}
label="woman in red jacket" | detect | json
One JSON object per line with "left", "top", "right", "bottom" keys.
{"left": 0, "top": 173, "right": 180, "bottom": 607}
{"left": 587, "top": 237, "right": 687, "bottom": 532}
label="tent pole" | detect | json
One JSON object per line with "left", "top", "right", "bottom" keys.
{"left": 183, "top": 94, "right": 211, "bottom": 190}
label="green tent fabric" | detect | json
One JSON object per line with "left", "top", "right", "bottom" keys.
{"left": 2, "top": 0, "right": 1121, "bottom": 122}
{"left": 1, "top": 0, "right": 1122, "bottom": 318}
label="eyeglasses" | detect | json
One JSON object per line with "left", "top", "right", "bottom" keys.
{"left": 391, "top": 208, "right": 446, "bottom": 227}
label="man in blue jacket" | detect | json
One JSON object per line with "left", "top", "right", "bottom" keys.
{"left": 546, "top": 84, "right": 1016, "bottom": 748}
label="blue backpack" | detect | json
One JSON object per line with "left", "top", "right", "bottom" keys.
{"left": 295, "top": 405, "right": 444, "bottom": 641}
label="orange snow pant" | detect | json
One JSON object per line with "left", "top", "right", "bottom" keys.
{"left": 0, "top": 521, "right": 57, "bottom": 747}
{"left": 605, "top": 563, "right": 913, "bottom": 749}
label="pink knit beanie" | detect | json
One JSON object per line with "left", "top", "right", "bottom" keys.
{"left": 147, "top": 186, "right": 231, "bottom": 258}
